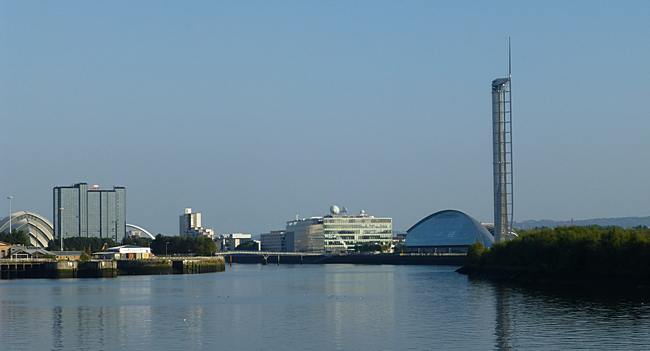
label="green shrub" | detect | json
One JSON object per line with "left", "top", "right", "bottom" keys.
{"left": 79, "top": 252, "right": 91, "bottom": 262}
{"left": 0, "top": 230, "right": 30, "bottom": 246}
{"left": 467, "top": 242, "right": 485, "bottom": 265}
{"left": 475, "top": 226, "right": 650, "bottom": 277}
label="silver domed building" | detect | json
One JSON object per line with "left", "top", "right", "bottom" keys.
{"left": 406, "top": 210, "right": 494, "bottom": 253}
{"left": 0, "top": 211, "right": 55, "bottom": 248}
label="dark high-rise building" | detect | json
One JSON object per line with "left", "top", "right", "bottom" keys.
{"left": 53, "top": 183, "right": 126, "bottom": 241}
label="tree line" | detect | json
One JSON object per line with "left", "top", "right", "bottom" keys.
{"left": 468, "top": 225, "right": 650, "bottom": 279}
{"left": 44, "top": 235, "right": 217, "bottom": 257}
{"left": 47, "top": 237, "right": 118, "bottom": 253}
{"left": 150, "top": 235, "right": 217, "bottom": 256}
{"left": 0, "top": 230, "right": 31, "bottom": 246}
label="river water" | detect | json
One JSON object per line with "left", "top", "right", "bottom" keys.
{"left": 1, "top": 264, "right": 649, "bottom": 350}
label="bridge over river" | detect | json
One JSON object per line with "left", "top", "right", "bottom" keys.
{"left": 221, "top": 251, "right": 466, "bottom": 266}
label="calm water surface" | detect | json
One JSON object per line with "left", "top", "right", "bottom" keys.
{"left": 1, "top": 264, "right": 649, "bottom": 350}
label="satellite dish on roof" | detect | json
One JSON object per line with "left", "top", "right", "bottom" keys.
{"left": 330, "top": 205, "right": 340, "bottom": 215}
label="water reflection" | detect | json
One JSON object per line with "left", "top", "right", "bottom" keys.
{"left": 476, "top": 277, "right": 650, "bottom": 350}
{"left": 52, "top": 306, "right": 63, "bottom": 350}
{"left": 2, "top": 266, "right": 650, "bottom": 350}
{"left": 494, "top": 285, "right": 512, "bottom": 351}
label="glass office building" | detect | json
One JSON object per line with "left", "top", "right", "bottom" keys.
{"left": 322, "top": 211, "right": 393, "bottom": 253}
{"left": 285, "top": 207, "right": 393, "bottom": 254}
{"left": 53, "top": 183, "right": 126, "bottom": 241}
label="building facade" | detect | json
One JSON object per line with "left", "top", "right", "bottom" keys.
{"left": 179, "top": 208, "right": 215, "bottom": 239}
{"left": 260, "top": 230, "right": 293, "bottom": 252}
{"left": 284, "top": 207, "right": 393, "bottom": 253}
{"left": 0, "top": 241, "right": 12, "bottom": 258}
{"left": 53, "top": 183, "right": 126, "bottom": 241}
{"left": 322, "top": 209, "right": 393, "bottom": 253}
{"left": 93, "top": 245, "right": 152, "bottom": 260}
{"left": 220, "top": 233, "right": 253, "bottom": 251}
{"left": 285, "top": 217, "right": 324, "bottom": 253}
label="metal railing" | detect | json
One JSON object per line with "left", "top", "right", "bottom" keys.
{"left": 220, "top": 251, "right": 322, "bottom": 256}
{"left": 0, "top": 258, "right": 57, "bottom": 263}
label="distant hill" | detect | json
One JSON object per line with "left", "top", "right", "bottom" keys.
{"left": 515, "top": 216, "right": 650, "bottom": 230}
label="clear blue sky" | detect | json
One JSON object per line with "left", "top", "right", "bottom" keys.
{"left": 1, "top": 1, "right": 649, "bottom": 235}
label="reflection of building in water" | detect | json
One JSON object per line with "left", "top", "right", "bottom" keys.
{"left": 47, "top": 290, "right": 156, "bottom": 349}
{"left": 52, "top": 306, "right": 63, "bottom": 350}
{"left": 494, "top": 285, "right": 513, "bottom": 351}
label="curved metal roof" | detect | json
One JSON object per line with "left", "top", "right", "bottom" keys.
{"left": 126, "top": 223, "right": 156, "bottom": 239}
{"left": 406, "top": 209, "right": 494, "bottom": 248}
{"left": 0, "top": 211, "right": 55, "bottom": 248}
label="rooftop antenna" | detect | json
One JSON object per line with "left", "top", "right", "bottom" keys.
{"left": 508, "top": 36, "right": 512, "bottom": 79}
{"left": 508, "top": 36, "right": 514, "bottom": 236}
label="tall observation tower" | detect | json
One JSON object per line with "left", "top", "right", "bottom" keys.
{"left": 491, "top": 38, "right": 514, "bottom": 242}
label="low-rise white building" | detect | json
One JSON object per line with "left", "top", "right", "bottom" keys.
{"left": 93, "top": 245, "right": 152, "bottom": 260}
{"left": 219, "top": 233, "right": 253, "bottom": 251}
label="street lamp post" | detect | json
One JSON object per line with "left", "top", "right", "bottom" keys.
{"left": 6, "top": 196, "right": 14, "bottom": 234}
{"left": 165, "top": 241, "right": 170, "bottom": 256}
{"left": 59, "top": 207, "right": 65, "bottom": 251}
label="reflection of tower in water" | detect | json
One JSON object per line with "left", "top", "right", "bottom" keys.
{"left": 52, "top": 306, "right": 63, "bottom": 350}
{"left": 494, "top": 285, "right": 513, "bottom": 351}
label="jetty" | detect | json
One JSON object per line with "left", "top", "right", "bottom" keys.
{"left": 0, "top": 256, "right": 225, "bottom": 279}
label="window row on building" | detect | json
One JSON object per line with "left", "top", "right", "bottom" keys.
{"left": 261, "top": 207, "right": 393, "bottom": 254}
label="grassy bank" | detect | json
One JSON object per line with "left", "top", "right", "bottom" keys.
{"left": 460, "top": 226, "right": 650, "bottom": 284}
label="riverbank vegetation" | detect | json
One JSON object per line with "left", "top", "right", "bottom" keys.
{"left": 464, "top": 226, "right": 650, "bottom": 281}
{"left": 0, "top": 230, "right": 30, "bottom": 246}
{"left": 45, "top": 235, "right": 217, "bottom": 256}
{"left": 150, "top": 235, "right": 217, "bottom": 256}
{"left": 48, "top": 237, "right": 118, "bottom": 252}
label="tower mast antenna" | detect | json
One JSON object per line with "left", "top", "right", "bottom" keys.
{"left": 508, "top": 36, "right": 512, "bottom": 79}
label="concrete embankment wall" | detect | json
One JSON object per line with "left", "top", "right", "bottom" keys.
{"left": 0, "top": 261, "right": 118, "bottom": 279}
{"left": 118, "top": 257, "right": 226, "bottom": 275}
{"left": 0, "top": 256, "right": 225, "bottom": 279}
{"left": 0, "top": 261, "right": 61, "bottom": 279}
